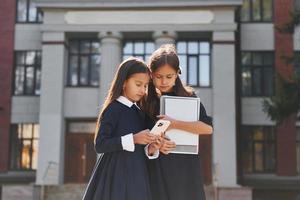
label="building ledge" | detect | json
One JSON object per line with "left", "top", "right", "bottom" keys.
{"left": 0, "top": 171, "right": 36, "bottom": 184}
{"left": 242, "top": 174, "right": 300, "bottom": 189}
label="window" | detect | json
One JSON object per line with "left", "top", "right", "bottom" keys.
{"left": 122, "top": 41, "right": 155, "bottom": 63}
{"left": 297, "top": 128, "right": 300, "bottom": 174}
{"left": 16, "top": 0, "right": 43, "bottom": 23}
{"left": 14, "top": 51, "right": 42, "bottom": 95}
{"left": 241, "top": 126, "right": 276, "bottom": 173}
{"left": 293, "top": 52, "right": 300, "bottom": 74}
{"left": 68, "top": 39, "right": 100, "bottom": 87}
{"left": 10, "top": 124, "right": 39, "bottom": 170}
{"left": 176, "top": 41, "right": 211, "bottom": 87}
{"left": 295, "top": 0, "right": 300, "bottom": 11}
{"left": 241, "top": 52, "right": 274, "bottom": 96}
{"left": 241, "top": 0, "right": 273, "bottom": 22}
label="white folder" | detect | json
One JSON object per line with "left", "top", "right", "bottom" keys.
{"left": 160, "top": 95, "right": 200, "bottom": 154}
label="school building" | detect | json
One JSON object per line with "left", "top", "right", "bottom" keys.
{"left": 0, "top": 0, "right": 300, "bottom": 199}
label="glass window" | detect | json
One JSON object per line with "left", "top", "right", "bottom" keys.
{"left": 14, "top": 51, "right": 42, "bottom": 95}
{"left": 10, "top": 124, "right": 39, "bottom": 170}
{"left": 176, "top": 41, "right": 211, "bottom": 87}
{"left": 122, "top": 40, "right": 154, "bottom": 64}
{"left": 16, "top": 0, "right": 43, "bottom": 23}
{"left": 241, "top": 126, "right": 276, "bottom": 173}
{"left": 67, "top": 39, "right": 100, "bottom": 87}
{"left": 241, "top": 0, "right": 273, "bottom": 22}
{"left": 241, "top": 52, "right": 274, "bottom": 96}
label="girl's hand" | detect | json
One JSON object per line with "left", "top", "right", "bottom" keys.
{"left": 133, "top": 129, "right": 157, "bottom": 145}
{"left": 148, "top": 136, "right": 163, "bottom": 155}
{"left": 160, "top": 137, "right": 176, "bottom": 155}
{"left": 157, "top": 115, "right": 176, "bottom": 130}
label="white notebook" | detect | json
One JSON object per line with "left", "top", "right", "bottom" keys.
{"left": 160, "top": 95, "right": 200, "bottom": 154}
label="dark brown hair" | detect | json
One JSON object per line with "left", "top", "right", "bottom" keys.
{"left": 94, "top": 57, "right": 149, "bottom": 140}
{"left": 142, "top": 44, "right": 194, "bottom": 120}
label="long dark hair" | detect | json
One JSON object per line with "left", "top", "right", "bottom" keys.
{"left": 94, "top": 57, "right": 149, "bottom": 140}
{"left": 142, "top": 44, "right": 194, "bottom": 120}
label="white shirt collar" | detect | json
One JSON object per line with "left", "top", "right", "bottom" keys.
{"left": 117, "top": 96, "right": 140, "bottom": 109}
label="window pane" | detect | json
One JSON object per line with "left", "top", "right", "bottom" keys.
{"left": 16, "top": 52, "right": 26, "bottom": 65}
{"left": 70, "top": 41, "right": 79, "bottom": 53}
{"left": 199, "top": 55, "right": 210, "bottom": 86}
{"left": 32, "top": 140, "right": 38, "bottom": 169}
{"left": 263, "top": 53, "right": 274, "bottom": 65}
{"left": 69, "top": 56, "right": 78, "bottom": 85}
{"left": 241, "top": 0, "right": 250, "bottom": 21}
{"left": 134, "top": 42, "right": 144, "bottom": 54}
{"left": 123, "top": 42, "right": 133, "bottom": 54}
{"left": 80, "top": 41, "right": 90, "bottom": 54}
{"left": 178, "top": 55, "right": 187, "bottom": 85}
{"left": 36, "top": 51, "right": 41, "bottom": 65}
{"left": 200, "top": 42, "right": 210, "bottom": 54}
{"left": 17, "top": 0, "right": 27, "bottom": 22}
{"left": 253, "top": 127, "right": 263, "bottom": 141}
{"left": 26, "top": 52, "right": 36, "bottom": 65}
{"left": 177, "top": 42, "right": 186, "bottom": 54}
{"left": 15, "top": 66, "right": 25, "bottom": 95}
{"left": 35, "top": 68, "right": 41, "bottom": 95}
{"left": 80, "top": 56, "right": 89, "bottom": 85}
{"left": 254, "top": 143, "right": 263, "bottom": 172}
{"left": 265, "top": 143, "right": 275, "bottom": 171}
{"left": 21, "top": 140, "right": 31, "bottom": 169}
{"left": 242, "top": 52, "right": 251, "bottom": 65}
{"left": 188, "top": 42, "right": 198, "bottom": 54}
{"left": 252, "top": 53, "right": 263, "bottom": 65}
{"left": 252, "top": 0, "right": 262, "bottom": 21}
{"left": 188, "top": 57, "right": 197, "bottom": 85}
{"left": 263, "top": 67, "right": 274, "bottom": 96}
{"left": 242, "top": 136, "right": 253, "bottom": 173}
{"left": 33, "top": 124, "right": 39, "bottom": 138}
{"left": 23, "top": 124, "right": 33, "bottom": 138}
{"left": 90, "top": 55, "right": 100, "bottom": 86}
{"left": 253, "top": 68, "right": 262, "bottom": 95}
{"left": 263, "top": 0, "right": 272, "bottom": 21}
{"left": 28, "top": 0, "right": 38, "bottom": 22}
{"left": 26, "top": 66, "right": 35, "bottom": 94}
{"left": 91, "top": 42, "right": 100, "bottom": 54}
{"left": 145, "top": 42, "right": 155, "bottom": 54}
{"left": 242, "top": 68, "right": 251, "bottom": 96}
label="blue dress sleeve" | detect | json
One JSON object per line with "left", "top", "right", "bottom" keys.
{"left": 199, "top": 102, "right": 213, "bottom": 127}
{"left": 94, "top": 104, "right": 123, "bottom": 153}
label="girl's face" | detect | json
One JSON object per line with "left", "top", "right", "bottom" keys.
{"left": 122, "top": 73, "right": 150, "bottom": 102}
{"left": 152, "top": 64, "right": 178, "bottom": 93}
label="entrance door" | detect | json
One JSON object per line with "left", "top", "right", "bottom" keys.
{"left": 65, "top": 133, "right": 96, "bottom": 183}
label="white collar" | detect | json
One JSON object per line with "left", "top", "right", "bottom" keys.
{"left": 117, "top": 96, "right": 140, "bottom": 109}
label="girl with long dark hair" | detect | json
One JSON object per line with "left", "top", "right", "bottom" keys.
{"left": 143, "top": 44, "right": 213, "bottom": 200}
{"left": 83, "top": 57, "right": 159, "bottom": 200}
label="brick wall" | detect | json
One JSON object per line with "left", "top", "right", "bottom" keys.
{"left": 0, "top": 0, "right": 15, "bottom": 172}
{"left": 274, "top": 0, "right": 297, "bottom": 176}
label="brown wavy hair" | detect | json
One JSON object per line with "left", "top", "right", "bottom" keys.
{"left": 141, "top": 44, "right": 194, "bottom": 120}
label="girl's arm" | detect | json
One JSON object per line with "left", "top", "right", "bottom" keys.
{"left": 95, "top": 105, "right": 156, "bottom": 154}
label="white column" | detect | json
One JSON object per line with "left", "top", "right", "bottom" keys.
{"left": 153, "top": 31, "right": 177, "bottom": 48}
{"left": 98, "top": 31, "right": 122, "bottom": 105}
{"left": 36, "top": 32, "right": 67, "bottom": 185}
{"left": 212, "top": 31, "right": 238, "bottom": 187}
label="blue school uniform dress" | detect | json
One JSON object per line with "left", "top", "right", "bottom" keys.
{"left": 83, "top": 96, "right": 152, "bottom": 200}
{"left": 147, "top": 92, "right": 213, "bottom": 200}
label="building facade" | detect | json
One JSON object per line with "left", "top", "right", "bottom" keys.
{"left": 0, "top": 0, "right": 300, "bottom": 199}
